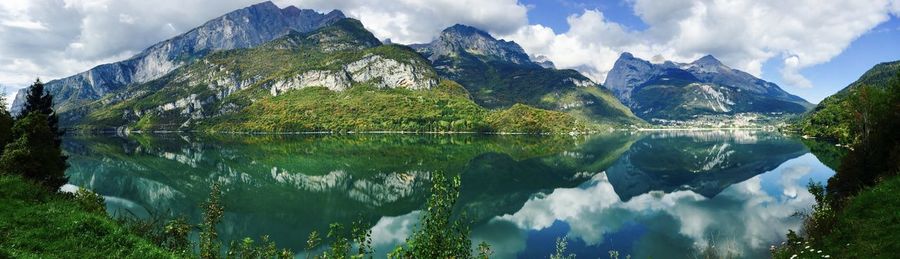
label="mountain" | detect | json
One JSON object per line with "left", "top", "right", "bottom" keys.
{"left": 799, "top": 60, "right": 900, "bottom": 143}
{"left": 17, "top": 3, "right": 633, "bottom": 133}
{"left": 412, "top": 24, "right": 642, "bottom": 126}
{"left": 604, "top": 53, "right": 814, "bottom": 122}
{"left": 66, "top": 15, "right": 590, "bottom": 133}
{"left": 11, "top": 1, "right": 346, "bottom": 122}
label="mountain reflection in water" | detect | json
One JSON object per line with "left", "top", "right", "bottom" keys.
{"left": 63, "top": 130, "right": 836, "bottom": 258}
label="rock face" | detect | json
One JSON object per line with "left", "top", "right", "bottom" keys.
{"left": 604, "top": 53, "right": 814, "bottom": 121}
{"left": 270, "top": 54, "right": 438, "bottom": 95}
{"left": 412, "top": 24, "right": 642, "bottom": 125}
{"left": 11, "top": 1, "right": 345, "bottom": 119}
{"left": 77, "top": 17, "right": 441, "bottom": 130}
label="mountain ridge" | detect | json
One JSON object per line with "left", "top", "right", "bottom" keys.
{"left": 11, "top": 1, "right": 345, "bottom": 121}
{"left": 412, "top": 24, "right": 643, "bottom": 126}
{"left": 604, "top": 52, "right": 813, "bottom": 121}
{"left": 799, "top": 60, "right": 900, "bottom": 143}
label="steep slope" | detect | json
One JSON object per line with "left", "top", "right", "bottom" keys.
{"left": 76, "top": 19, "right": 590, "bottom": 133}
{"left": 11, "top": 1, "right": 345, "bottom": 125}
{"left": 799, "top": 60, "right": 900, "bottom": 143}
{"left": 412, "top": 25, "right": 641, "bottom": 126}
{"left": 604, "top": 53, "right": 813, "bottom": 122}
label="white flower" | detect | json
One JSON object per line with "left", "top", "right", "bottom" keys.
{"left": 790, "top": 255, "right": 798, "bottom": 259}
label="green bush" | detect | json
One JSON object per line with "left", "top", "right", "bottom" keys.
{"left": 389, "top": 173, "right": 484, "bottom": 259}
{"left": 0, "top": 113, "right": 68, "bottom": 190}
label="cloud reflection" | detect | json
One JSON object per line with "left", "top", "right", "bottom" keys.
{"left": 483, "top": 154, "right": 832, "bottom": 258}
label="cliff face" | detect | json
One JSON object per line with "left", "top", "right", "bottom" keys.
{"left": 11, "top": 1, "right": 345, "bottom": 120}
{"left": 78, "top": 18, "right": 444, "bottom": 131}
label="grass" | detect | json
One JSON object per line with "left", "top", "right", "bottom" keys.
{"left": 822, "top": 175, "right": 900, "bottom": 257}
{"left": 772, "top": 175, "right": 900, "bottom": 259}
{"left": 0, "top": 174, "right": 180, "bottom": 258}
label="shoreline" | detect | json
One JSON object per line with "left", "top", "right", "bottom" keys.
{"left": 64, "top": 126, "right": 784, "bottom": 136}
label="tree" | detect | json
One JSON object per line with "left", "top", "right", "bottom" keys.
{"left": 0, "top": 92, "right": 14, "bottom": 157}
{"left": 0, "top": 113, "right": 68, "bottom": 190}
{"left": 389, "top": 173, "right": 484, "bottom": 259}
{"left": 827, "top": 72, "right": 900, "bottom": 208}
{"left": 19, "top": 79, "right": 62, "bottom": 144}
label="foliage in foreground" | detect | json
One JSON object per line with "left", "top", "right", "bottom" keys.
{"left": 0, "top": 174, "right": 178, "bottom": 258}
{"left": 0, "top": 80, "right": 68, "bottom": 191}
{"left": 0, "top": 113, "right": 68, "bottom": 190}
{"left": 773, "top": 72, "right": 900, "bottom": 258}
{"left": 389, "top": 173, "right": 488, "bottom": 259}
{"left": 188, "top": 173, "right": 487, "bottom": 259}
{"left": 772, "top": 176, "right": 900, "bottom": 259}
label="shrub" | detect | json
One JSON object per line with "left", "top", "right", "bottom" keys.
{"left": 0, "top": 113, "right": 68, "bottom": 190}
{"left": 389, "top": 173, "right": 483, "bottom": 259}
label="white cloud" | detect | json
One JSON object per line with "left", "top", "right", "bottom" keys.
{"left": 892, "top": 0, "right": 900, "bottom": 15}
{"left": 782, "top": 55, "right": 813, "bottom": 88}
{"left": 502, "top": 0, "right": 898, "bottom": 88}
{"left": 277, "top": 0, "right": 529, "bottom": 44}
{"left": 0, "top": 0, "right": 528, "bottom": 99}
{"left": 0, "top": 0, "right": 896, "bottom": 98}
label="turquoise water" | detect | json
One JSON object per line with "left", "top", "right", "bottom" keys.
{"left": 63, "top": 131, "right": 836, "bottom": 258}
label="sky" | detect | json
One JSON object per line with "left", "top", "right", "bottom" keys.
{"left": 1, "top": 0, "right": 899, "bottom": 106}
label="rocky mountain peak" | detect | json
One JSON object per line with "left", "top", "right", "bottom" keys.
{"left": 694, "top": 55, "right": 724, "bottom": 66}
{"left": 441, "top": 24, "right": 493, "bottom": 38}
{"left": 419, "top": 24, "right": 531, "bottom": 64}
{"left": 605, "top": 52, "right": 657, "bottom": 101}
{"left": 12, "top": 1, "right": 346, "bottom": 116}
{"left": 604, "top": 51, "right": 813, "bottom": 120}
{"left": 271, "top": 18, "right": 381, "bottom": 52}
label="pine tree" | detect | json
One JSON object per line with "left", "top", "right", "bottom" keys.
{"left": 0, "top": 93, "right": 14, "bottom": 156}
{"left": 0, "top": 113, "right": 68, "bottom": 190}
{"left": 19, "top": 79, "right": 62, "bottom": 144}
{"left": 0, "top": 79, "right": 68, "bottom": 190}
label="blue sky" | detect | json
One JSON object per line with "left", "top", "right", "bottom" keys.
{"left": 519, "top": 0, "right": 900, "bottom": 103}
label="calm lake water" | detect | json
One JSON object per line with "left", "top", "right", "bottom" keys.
{"left": 63, "top": 131, "right": 838, "bottom": 258}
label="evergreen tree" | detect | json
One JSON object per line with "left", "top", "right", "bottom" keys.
{"left": 0, "top": 113, "right": 68, "bottom": 190}
{"left": 0, "top": 93, "right": 14, "bottom": 156}
{"left": 19, "top": 79, "right": 62, "bottom": 144}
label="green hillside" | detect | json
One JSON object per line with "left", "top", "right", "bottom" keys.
{"left": 798, "top": 60, "right": 900, "bottom": 143}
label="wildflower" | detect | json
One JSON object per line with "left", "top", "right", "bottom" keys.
{"left": 824, "top": 255, "right": 830, "bottom": 258}
{"left": 790, "top": 255, "right": 798, "bottom": 259}
{"left": 817, "top": 250, "right": 822, "bottom": 253}
{"left": 805, "top": 245, "right": 810, "bottom": 249}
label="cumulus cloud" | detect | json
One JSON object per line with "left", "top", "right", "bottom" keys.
{"left": 893, "top": 0, "right": 900, "bottom": 15}
{"left": 0, "top": 0, "right": 896, "bottom": 104}
{"left": 782, "top": 55, "right": 813, "bottom": 88}
{"left": 278, "top": 0, "right": 528, "bottom": 44}
{"left": 0, "top": 0, "right": 528, "bottom": 106}
{"left": 502, "top": 0, "right": 898, "bottom": 88}
{"left": 0, "top": 0, "right": 274, "bottom": 105}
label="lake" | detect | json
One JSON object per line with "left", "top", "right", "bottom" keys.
{"left": 63, "top": 130, "right": 838, "bottom": 258}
